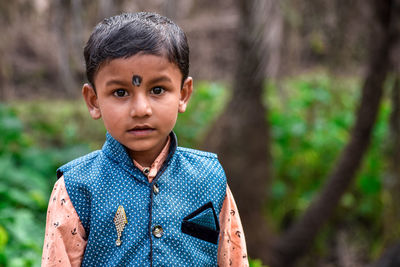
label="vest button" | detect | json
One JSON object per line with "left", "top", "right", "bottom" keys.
{"left": 153, "top": 184, "right": 159, "bottom": 194}
{"left": 152, "top": 225, "right": 163, "bottom": 238}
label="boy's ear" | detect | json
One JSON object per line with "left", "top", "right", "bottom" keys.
{"left": 178, "top": 77, "right": 193, "bottom": 113}
{"left": 82, "top": 83, "right": 101, "bottom": 120}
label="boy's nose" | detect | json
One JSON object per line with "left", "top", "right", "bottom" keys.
{"left": 130, "top": 94, "right": 152, "bottom": 117}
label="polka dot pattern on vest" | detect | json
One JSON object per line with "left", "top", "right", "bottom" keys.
{"left": 60, "top": 132, "right": 227, "bottom": 266}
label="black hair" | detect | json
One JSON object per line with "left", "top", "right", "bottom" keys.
{"left": 84, "top": 12, "right": 189, "bottom": 88}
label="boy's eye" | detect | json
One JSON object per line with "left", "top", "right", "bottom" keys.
{"left": 113, "top": 89, "right": 128, "bottom": 97}
{"left": 150, "top": 87, "right": 165, "bottom": 95}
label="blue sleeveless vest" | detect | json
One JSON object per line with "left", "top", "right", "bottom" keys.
{"left": 57, "top": 132, "right": 227, "bottom": 266}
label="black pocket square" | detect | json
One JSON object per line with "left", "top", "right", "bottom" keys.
{"left": 181, "top": 202, "right": 220, "bottom": 244}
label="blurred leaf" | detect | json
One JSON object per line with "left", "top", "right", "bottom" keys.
{"left": 340, "top": 193, "right": 355, "bottom": 209}
{"left": 358, "top": 175, "right": 381, "bottom": 195}
{"left": 249, "top": 258, "right": 269, "bottom": 267}
{"left": 270, "top": 180, "right": 287, "bottom": 200}
{"left": 0, "top": 225, "right": 8, "bottom": 252}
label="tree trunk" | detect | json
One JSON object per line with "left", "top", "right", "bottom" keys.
{"left": 52, "top": 0, "right": 76, "bottom": 97}
{"left": 268, "top": 1, "right": 398, "bottom": 266}
{"left": 71, "top": 0, "right": 84, "bottom": 71}
{"left": 383, "top": 75, "right": 400, "bottom": 246}
{"left": 383, "top": 0, "right": 400, "bottom": 248}
{"left": 163, "top": 0, "right": 177, "bottom": 20}
{"left": 202, "top": 0, "right": 280, "bottom": 261}
{"left": 98, "top": 0, "right": 116, "bottom": 20}
{"left": 368, "top": 242, "right": 400, "bottom": 267}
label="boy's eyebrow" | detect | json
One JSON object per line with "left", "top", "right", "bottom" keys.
{"left": 147, "top": 76, "right": 172, "bottom": 85}
{"left": 105, "top": 76, "right": 173, "bottom": 87}
{"left": 105, "top": 79, "right": 130, "bottom": 87}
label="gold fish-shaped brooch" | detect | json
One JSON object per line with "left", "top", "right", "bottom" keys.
{"left": 114, "top": 205, "right": 128, "bottom": 246}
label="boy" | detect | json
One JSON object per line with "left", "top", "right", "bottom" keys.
{"left": 42, "top": 12, "right": 248, "bottom": 266}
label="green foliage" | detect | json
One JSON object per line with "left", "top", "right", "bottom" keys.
{"left": 249, "top": 258, "right": 269, "bottom": 267}
{"left": 266, "top": 71, "right": 390, "bottom": 259}
{"left": 175, "top": 82, "right": 228, "bottom": 147}
{"left": 12, "top": 100, "right": 106, "bottom": 150}
{"left": 0, "top": 103, "right": 91, "bottom": 266}
{"left": 266, "top": 72, "right": 359, "bottom": 227}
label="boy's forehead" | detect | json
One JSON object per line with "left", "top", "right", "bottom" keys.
{"left": 99, "top": 54, "right": 175, "bottom": 73}
{"left": 94, "top": 54, "right": 183, "bottom": 85}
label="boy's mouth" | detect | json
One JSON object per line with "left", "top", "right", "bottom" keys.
{"left": 127, "top": 125, "right": 155, "bottom": 136}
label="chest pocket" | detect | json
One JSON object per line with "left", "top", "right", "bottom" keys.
{"left": 181, "top": 202, "right": 220, "bottom": 244}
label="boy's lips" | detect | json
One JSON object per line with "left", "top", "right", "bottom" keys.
{"left": 127, "top": 125, "right": 155, "bottom": 136}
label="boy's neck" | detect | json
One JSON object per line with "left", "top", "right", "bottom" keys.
{"left": 128, "top": 136, "right": 169, "bottom": 167}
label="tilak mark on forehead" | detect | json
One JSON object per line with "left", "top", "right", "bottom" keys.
{"left": 132, "top": 75, "right": 142, "bottom": 87}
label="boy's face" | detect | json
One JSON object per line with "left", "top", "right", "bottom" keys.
{"left": 82, "top": 54, "right": 192, "bottom": 164}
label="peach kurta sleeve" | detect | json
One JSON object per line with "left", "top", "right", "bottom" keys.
{"left": 41, "top": 176, "right": 87, "bottom": 267}
{"left": 218, "top": 185, "right": 249, "bottom": 267}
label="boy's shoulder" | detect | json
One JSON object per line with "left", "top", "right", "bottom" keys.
{"left": 57, "top": 150, "right": 101, "bottom": 178}
{"left": 174, "top": 146, "right": 226, "bottom": 185}
{"left": 176, "top": 146, "right": 218, "bottom": 160}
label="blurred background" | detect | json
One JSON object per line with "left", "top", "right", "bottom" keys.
{"left": 1, "top": 0, "right": 400, "bottom": 266}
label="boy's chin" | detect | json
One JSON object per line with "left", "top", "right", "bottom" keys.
{"left": 124, "top": 140, "right": 166, "bottom": 154}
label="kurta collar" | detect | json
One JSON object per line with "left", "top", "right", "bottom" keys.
{"left": 102, "top": 132, "right": 178, "bottom": 171}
